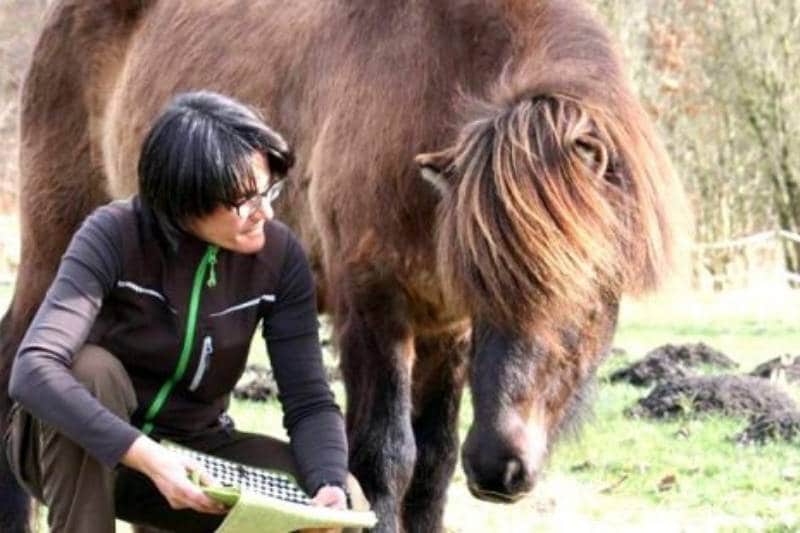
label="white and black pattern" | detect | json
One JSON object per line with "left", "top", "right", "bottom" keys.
{"left": 170, "top": 445, "right": 311, "bottom": 506}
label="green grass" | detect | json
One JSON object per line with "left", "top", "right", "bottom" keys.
{"left": 4, "top": 284, "right": 799, "bottom": 531}
{"left": 531, "top": 288, "right": 800, "bottom": 532}
{"left": 229, "top": 288, "right": 800, "bottom": 531}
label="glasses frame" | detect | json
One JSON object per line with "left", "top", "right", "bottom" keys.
{"left": 233, "top": 178, "right": 286, "bottom": 220}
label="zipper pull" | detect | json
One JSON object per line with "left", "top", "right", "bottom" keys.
{"left": 207, "top": 245, "right": 219, "bottom": 288}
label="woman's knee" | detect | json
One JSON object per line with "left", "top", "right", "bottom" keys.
{"left": 71, "top": 344, "right": 137, "bottom": 417}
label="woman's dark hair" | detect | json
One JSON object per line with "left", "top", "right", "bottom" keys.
{"left": 138, "top": 90, "right": 294, "bottom": 244}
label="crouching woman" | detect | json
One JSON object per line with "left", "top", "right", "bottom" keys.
{"left": 5, "top": 91, "right": 365, "bottom": 532}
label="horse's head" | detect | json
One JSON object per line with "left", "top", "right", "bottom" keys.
{"left": 416, "top": 91, "right": 685, "bottom": 501}
{"left": 458, "top": 315, "right": 615, "bottom": 502}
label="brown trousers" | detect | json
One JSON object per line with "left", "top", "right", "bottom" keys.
{"left": 4, "top": 345, "right": 367, "bottom": 533}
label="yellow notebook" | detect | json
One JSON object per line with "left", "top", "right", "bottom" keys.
{"left": 163, "top": 442, "right": 377, "bottom": 532}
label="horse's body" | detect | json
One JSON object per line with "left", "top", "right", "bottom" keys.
{"left": 0, "top": 1, "right": 686, "bottom": 531}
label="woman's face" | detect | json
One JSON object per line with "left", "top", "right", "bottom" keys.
{"left": 185, "top": 153, "right": 273, "bottom": 254}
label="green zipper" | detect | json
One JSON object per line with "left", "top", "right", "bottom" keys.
{"left": 141, "top": 244, "right": 219, "bottom": 435}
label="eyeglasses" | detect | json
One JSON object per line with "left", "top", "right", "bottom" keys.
{"left": 233, "top": 179, "right": 285, "bottom": 220}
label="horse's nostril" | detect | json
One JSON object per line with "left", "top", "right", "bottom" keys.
{"left": 503, "top": 457, "right": 521, "bottom": 488}
{"left": 503, "top": 457, "right": 534, "bottom": 494}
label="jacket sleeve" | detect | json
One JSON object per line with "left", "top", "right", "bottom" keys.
{"left": 261, "top": 233, "right": 347, "bottom": 494}
{"left": 8, "top": 206, "right": 142, "bottom": 467}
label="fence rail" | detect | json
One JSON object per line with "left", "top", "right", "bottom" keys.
{"left": 694, "top": 229, "right": 800, "bottom": 289}
{"left": 694, "top": 229, "right": 800, "bottom": 250}
{"left": 2, "top": 232, "right": 799, "bottom": 290}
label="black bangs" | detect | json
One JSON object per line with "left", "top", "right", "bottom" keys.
{"left": 138, "top": 91, "right": 294, "bottom": 234}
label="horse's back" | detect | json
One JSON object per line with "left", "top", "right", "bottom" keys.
{"left": 102, "top": 0, "right": 507, "bottom": 178}
{"left": 98, "top": 1, "right": 511, "bottom": 268}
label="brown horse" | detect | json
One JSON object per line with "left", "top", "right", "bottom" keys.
{"left": 0, "top": 1, "right": 687, "bottom": 531}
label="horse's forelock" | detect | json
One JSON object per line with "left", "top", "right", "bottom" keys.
{"left": 603, "top": 98, "right": 691, "bottom": 294}
{"left": 436, "top": 93, "right": 638, "bottom": 340}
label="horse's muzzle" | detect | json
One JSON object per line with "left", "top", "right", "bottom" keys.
{"left": 461, "top": 429, "right": 538, "bottom": 502}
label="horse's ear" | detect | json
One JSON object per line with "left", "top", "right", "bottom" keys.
{"left": 415, "top": 150, "right": 453, "bottom": 197}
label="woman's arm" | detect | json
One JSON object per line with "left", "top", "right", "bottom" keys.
{"left": 121, "top": 435, "right": 227, "bottom": 514}
{"left": 262, "top": 233, "right": 348, "bottom": 502}
{"left": 9, "top": 205, "right": 226, "bottom": 514}
{"left": 8, "top": 206, "right": 140, "bottom": 466}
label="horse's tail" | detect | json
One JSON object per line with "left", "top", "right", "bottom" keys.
{"left": 420, "top": 6, "right": 688, "bottom": 338}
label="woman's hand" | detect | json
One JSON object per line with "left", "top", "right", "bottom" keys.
{"left": 311, "top": 484, "right": 348, "bottom": 510}
{"left": 121, "top": 435, "right": 228, "bottom": 515}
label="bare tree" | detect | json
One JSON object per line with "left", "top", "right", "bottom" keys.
{"left": 0, "top": 0, "right": 48, "bottom": 211}
{"left": 712, "top": 0, "right": 800, "bottom": 279}
{"left": 593, "top": 0, "right": 799, "bottom": 288}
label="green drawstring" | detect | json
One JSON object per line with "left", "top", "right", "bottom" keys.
{"left": 141, "top": 244, "right": 218, "bottom": 435}
{"left": 207, "top": 246, "right": 218, "bottom": 288}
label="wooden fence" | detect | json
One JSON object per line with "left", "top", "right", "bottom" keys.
{"left": 693, "top": 230, "right": 800, "bottom": 289}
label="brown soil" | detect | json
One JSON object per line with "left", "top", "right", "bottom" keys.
{"left": 748, "top": 354, "right": 800, "bottom": 384}
{"left": 233, "top": 363, "right": 342, "bottom": 402}
{"left": 736, "top": 409, "right": 800, "bottom": 445}
{"left": 610, "top": 342, "right": 738, "bottom": 387}
{"left": 609, "top": 347, "right": 628, "bottom": 358}
{"left": 609, "top": 355, "right": 691, "bottom": 386}
{"left": 626, "top": 375, "right": 797, "bottom": 419}
{"left": 232, "top": 364, "right": 279, "bottom": 401}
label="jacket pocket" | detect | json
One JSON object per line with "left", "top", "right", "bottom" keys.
{"left": 188, "top": 335, "right": 213, "bottom": 392}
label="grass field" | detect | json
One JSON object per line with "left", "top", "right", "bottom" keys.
{"left": 1, "top": 284, "right": 798, "bottom": 532}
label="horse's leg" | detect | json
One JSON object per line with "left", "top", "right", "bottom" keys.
{"left": 335, "top": 270, "right": 417, "bottom": 533}
{"left": 0, "top": 156, "right": 107, "bottom": 533}
{"left": 0, "top": 6, "right": 112, "bottom": 531}
{"left": 401, "top": 334, "right": 467, "bottom": 533}
{"left": 0, "top": 301, "right": 32, "bottom": 532}
{"left": 0, "top": 193, "right": 107, "bottom": 531}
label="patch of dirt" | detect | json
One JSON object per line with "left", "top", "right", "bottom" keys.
{"left": 749, "top": 354, "right": 800, "bottom": 384}
{"left": 609, "top": 347, "right": 628, "bottom": 358}
{"left": 646, "top": 342, "right": 739, "bottom": 369}
{"left": 233, "top": 364, "right": 279, "bottom": 401}
{"left": 626, "top": 375, "right": 797, "bottom": 419}
{"left": 233, "top": 363, "right": 342, "bottom": 402}
{"left": 609, "top": 355, "right": 691, "bottom": 386}
{"left": 735, "top": 410, "right": 800, "bottom": 445}
{"left": 610, "top": 342, "right": 738, "bottom": 387}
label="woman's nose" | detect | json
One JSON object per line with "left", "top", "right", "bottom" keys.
{"left": 254, "top": 202, "right": 273, "bottom": 221}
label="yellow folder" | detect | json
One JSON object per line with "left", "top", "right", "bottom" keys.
{"left": 163, "top": 442, "right": 377, "bottom": 532}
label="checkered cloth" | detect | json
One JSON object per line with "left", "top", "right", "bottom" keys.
{"left": 172, "top": 445, "right": 311, "bottom": 506}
